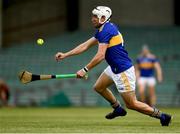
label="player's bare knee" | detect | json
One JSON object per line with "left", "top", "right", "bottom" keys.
{"left": 93, "top": 84, "right": 104, "bottom": 93}
{"left": 93, "top": 84, "right": 101, "bottom": 92}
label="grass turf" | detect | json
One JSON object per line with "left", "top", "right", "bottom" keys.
{"left": 0, "top": 107, "right": 180, "bottom": 133}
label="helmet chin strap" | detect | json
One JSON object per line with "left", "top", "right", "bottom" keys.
{"left": 96, "top": 23, "right": 103, "bottom": 29}
{"left": 98, "top": 16, "right": 106, "bottom": 24}
{"left": 97, "top": 16, "right": 111, "bottom": 28}
{"left": 99, "top": 19, "right": 106, "bottom": 24}
{"left": 94, "top": 17, "right": 104, "bottom": 29}
{"left": 95, "top": 14, "right": 111, "bottom": 28}
{"left": 96, "top": 20, "right": 108, "bottom": 29}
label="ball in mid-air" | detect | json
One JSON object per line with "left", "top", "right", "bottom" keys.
{"left": 37, "top": 38, "right": 44, "bottom": 45}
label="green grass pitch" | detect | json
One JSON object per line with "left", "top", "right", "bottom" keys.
{"left": 0, "top": 107, "right": 180, "bottom": 133}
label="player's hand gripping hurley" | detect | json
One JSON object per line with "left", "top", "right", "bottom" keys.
{"left": 18, "top": 70, "right": 88, "bottom": 84}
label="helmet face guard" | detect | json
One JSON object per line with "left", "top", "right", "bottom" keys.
{"left": 92, "top": 6, "right": 112, "bottom": 24}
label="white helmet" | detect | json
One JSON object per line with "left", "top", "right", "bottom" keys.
{"left": 92, "top": 6, "right": 112, "bottom": 24}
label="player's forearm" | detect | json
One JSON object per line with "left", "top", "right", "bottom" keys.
{"left": 86, "top": 54, "right": 105, "bottom": 70}
{"left": 65, "top": 43, "right": 87, "bottom": 57}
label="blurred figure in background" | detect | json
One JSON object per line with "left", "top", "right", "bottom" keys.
{"left": 0, "top": 79, "right": 10, "bottom": 107}
{"left": 135, "top": 45, "right": 163, "bottom": 106}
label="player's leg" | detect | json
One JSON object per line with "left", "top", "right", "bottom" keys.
{"left": 117, "top": 67, "right": 171, "bottom": 126}
{"left": 147, "top": 77, "right": 156, "bottom": 106}
{"left": 137, "top": 78, "right": 146, "bottom": 103}
{"left": 114, "top": 67, "right": 155, "bottom": 114}
{"left": 121, "top": 91, "right": 154, "bottom": 114}
{"left": 94, "top": 72, "right": 115, "bottom": 103}
{"left": 94, "top": 66, "right": 127, "bottom": 119}
{"left": 121, "top": 91, "right": 171, "bottom": 126}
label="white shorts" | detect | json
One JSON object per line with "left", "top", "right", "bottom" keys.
{"left": 104, "top": 66, "right": 136, "bottom": 93}
{"left": 138, "top": 77, "right": 156, "bottom": 87}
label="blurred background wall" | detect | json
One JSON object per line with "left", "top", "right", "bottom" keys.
{"left": 0, "top": 0, "right": 180, "bottom": 107}
{"left": 2, "top": 0, "right": 178, "bottom": 46}
{"left": 3, "top": 0, "right": 67, "bottom": 46}
{"left": 80, "top": 0, "right": 174, "bottom": 29}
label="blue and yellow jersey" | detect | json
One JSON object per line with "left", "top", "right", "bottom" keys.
{"left": 136, "top": 55, "right": 158, "bottom": 77}
{"left": 94, "top": 22, "right": 132, "bottom": 74}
